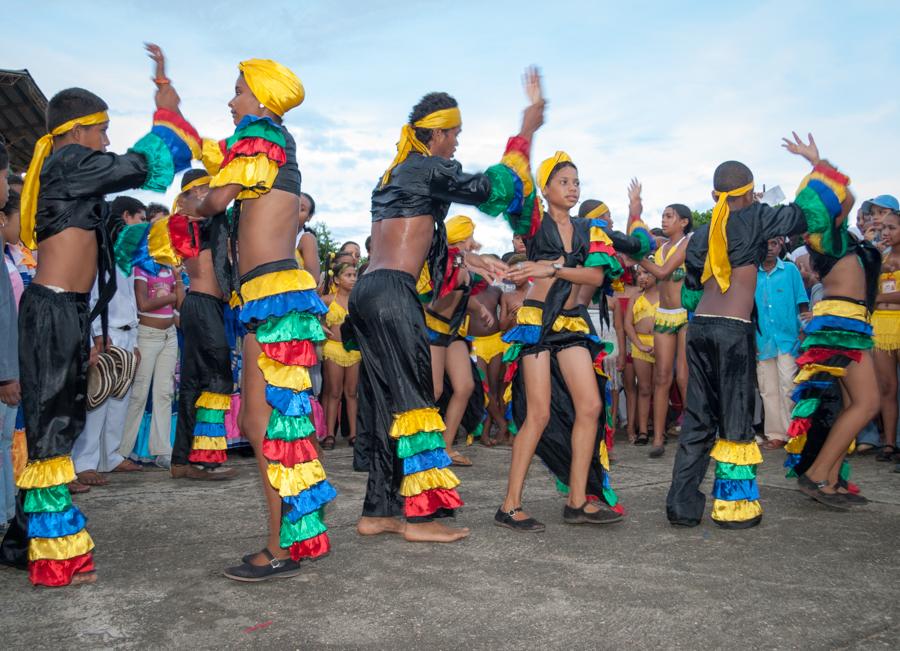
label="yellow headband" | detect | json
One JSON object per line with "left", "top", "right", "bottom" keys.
{"left": 701, "top": 180, "right": 755, "bottom": 292}
{"left": 20, "top": 110, "right": 109, "bottom": 249}
{"left": 172, "top": 174, "right": 212, "bottom": 214}
{"left": 239, "top": 59, "right": 305, "bottom": 118}
{"left": 380, "top": 107, "right": 462, "bottom": 186}
{"left": 584, "top": 202, "right": 610, "bottom": 220}
{"left": 446, "top": 214, "right": 475, "bottom": 245}
{"left": 537, "top": 151, "right": 573, "bottom": 193}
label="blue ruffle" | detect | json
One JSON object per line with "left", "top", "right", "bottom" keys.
{"left": 194, "top": 421, "right": 226, "bottom": 438}
{"left": 504, "top": 167, "right": 525, "bottom": 215}
{"left": 403, "top": 448, "right": 452, "bottom": 475}
{"left": 151, "top": 123, "right": 194, "bottom": 173}
{"left": 805, "top": 315, "right": 872, "bottom": 335}
{"left": 27, "top": 506, "right": 87, "bottom": 539}
{"left": 712, "top": 478, "right": 760, "bottom": 502}
{"left": 266, "top": 385, "right": 312, "bottom": 417}
{"left": 240, "top": 291, "right": 327, "bottom": 324}
{"left": 791, "top": 380, "right": 831, "bottom": 403}
{"left": 784, "top": 453, "right": 801, "bottom": 470}
{"left": 502, "top": 324, "right": 541, "bottom": 345}
{"left": 590, "top": 218, "right": 610, "bottom": 229}
{"left": 807, "top": 179, "right": 842, "bottom": 218}
{"left": 283, "top": 480, "right": 337, "bottom": 522}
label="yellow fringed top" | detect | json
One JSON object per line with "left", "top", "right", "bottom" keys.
{"left": 325, "top": 299, "right": 349, "bottom": 329}
{"left": 632, "top": 293, "right": 658, "bottom": 324}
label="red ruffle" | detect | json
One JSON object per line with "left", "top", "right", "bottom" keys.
{"left": 188, "top": 449, "right": 228, "bottom": 464}
{"left": 153, "top": 108, "right": 201, "bottom": 145}
{"left": 503, "top": 360, "right": 519, "bottom": 383}
{"left": 288, "top": 532, "right": 330, "bottom": 561}
{"left": 527, "top": 202, "right": 541, "bottom": 239}
{"left": 470, "top": 278, "right": 489, "bottom": 296}
{"left": 588, "top": 241, "right": 616, "bottom": 255}
{"left": 221, "top": 137, "right": 287, "bottom": 169}
{"left": 611, "top": 503, "right": 626, "bottom": 515}
{"left": 404, "top": 487, "right": 464, "bottom": 518}
{"left": 437, "top": 247, "right": 464, "bottom": 299}
{"left": 846, "top": 481, "right": 860, "bottom": 495}
{"left": 167, "top": 214, "right": 201, "bottom": 260}
{"left": 260, "top": 340, "right": 318, "bottom": 367}
{"left": 813, "top": 163, "right": 850, "bottom": 186}
{"left": 262, "top": 438, "right": 318, "bottom": 467}
{"left": 787, "top": 418, "right": 811, "bottom": 438}
{"left": 29, "top": 552, "right": 95, "bottom": 587}
{"left": 505, "top": 135, "right": 531, "bottom": 159}
{"left": 796, "top": 347, "right": 861, "bottom": 365}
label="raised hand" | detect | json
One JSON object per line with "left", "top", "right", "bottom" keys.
{"left": 520, "top": 66, "right": 545, "bottom": 140}
{"left": 627, "top": 178, "right": 642, "bottom": 204}
{"left": 145, "top": 42, "right": 168, "bottom": 84}
{"left": 523, "top": 66, "right": 543, "bottom": 106}
{"left": 781, "top": 131, "right": 820, "bottom": 166}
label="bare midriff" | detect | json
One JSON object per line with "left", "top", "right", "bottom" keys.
{"left": 236, "top": 189, "right": 301, "bottom": 276}
{"left": 366, "top": 215, "right": 434, "bottom": 278}
{"left": 185, "top": 250, "right": 223, "bottom": 299}
{"left": 33, "top": 228, "right": 98, "bottom": 292}
{"left": 825, "top": 254, "right": 867, "bottom": 304}
{"left": 694, "top": 264, "right": 758, "bottom": 319}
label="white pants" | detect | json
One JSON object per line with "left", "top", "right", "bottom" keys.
{"left": 756, "top": 353, "right": 796, "bottom": 442}
{"left": 120, "top": 324, "right": 178, "bottom": 458}
{"left": 72, "top": 327, "right": 138, "bottom": 473}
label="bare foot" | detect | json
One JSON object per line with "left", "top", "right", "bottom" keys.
{"left": 67, "top": 480, "right": 90, "bottom": 494}
{"left": 403, "top": 520, "right": 470, "bottom": 543}
{"left": 77, "top": 470, "right": 109, "bottom": 487}
{"left": 448, "top": 450, "right": 473, "bottom": 466}
{"left": 357, "top": 516, "right": 406, "bottom": 536}
{"left": 111, "top": 459, "right": 143, "bottom": 473}
{"left": 70, "top": 571, "right": 97, "bottom": 586}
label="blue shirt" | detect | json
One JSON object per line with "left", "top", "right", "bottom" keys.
{"left": 755, "top": 259, "right": 808, "bottom": 360}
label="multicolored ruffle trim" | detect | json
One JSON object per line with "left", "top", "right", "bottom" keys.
{"left": 238, "top": 267, "right": 334, "bottom": 560}
{"left": 130, "top": 109, "right": 201, "bottom": 193}
{"left": 17, "top": 456, "right": 95, "bottom": 586}
{"left": 479, "top": 136, "right": 541, "bottom": 238}
{"left": 189, "top": 391, "right": 231, "bottom": 465}
{"left": 466, "top": 365, "right": 490, "bottom": 446}
{"left": 585, "top": 219, "right": 625, "bottom": 277}
{"left": 390, "top": 407, "right": 463, "bottom": 518}
{"left": 114, "top": 215, "right": 191, "bottom": 276}
{"left": 795, "top": 164, "right": 851, "bottom": 258}
{"left": 710, "top": 440, "right": 763, "bottom": 525}
{"left": 209, "top": 116, "right": 287, "bottom": 200}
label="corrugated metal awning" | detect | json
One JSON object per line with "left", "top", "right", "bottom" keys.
{"left": 0, "top": 69, "right": 48, "bottom": 172}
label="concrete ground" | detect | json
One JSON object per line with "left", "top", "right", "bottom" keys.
{"left": 2, "top": 439, "right": 899, "bottom": 650}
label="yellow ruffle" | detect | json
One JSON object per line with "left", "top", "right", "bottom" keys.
{"left": 241, "top": 268, "right": 317, "bottom": 302}
{"left": 710, "top": 439, "right": 762, "bottom": 466}
{"left": 797, "top": 171, "right": 848, "bottom": 203}
{"left": 654, "top": 307, "right": 688, "bottom": 329}
{"left": 500, "top": 149, "right": 534, "bottom": 197}
{"left": 28, "top": 530, "right": 94, "bottom": 561}
{"left": 795, "top": 364, "right": 846, "bottom": 384}
{"left": 193, "top": 436, "right": 228, "bottom": 451}
{"left": 599, "top": 441, "right": 609, "bottom": 471}
{"left": 399, "top": 467, "right": 461, "bottom": 497}
{"left": 517, "top": 305, "right": 543, "bottom": 327}
{"left": 873, "top": 310, "right": 900, "bottom": 351}
{"left": 589, "top": 226, "right": 614, "bottom": 246}
{"left": 196, "top": 391, "right": 231, "bottom": 411}
{"left": 814, "top": 299, "right": 869, "bottom": 321}
{"left": 424, "top": 311, "right": 452, "bottom": 335}
{"left": 472, "top": 332, "right": 508, "bottom": 363}
{"left": 416, "top": 265, "right": 432, "bottom": 296}
{"left": 258, "top": 354, "right": 312, "bottom": 392}
{"left": 389, "top": 407, "right": 445, "bottom": 439}
{"left": 201, "top": 138, "right": 225, "bottom": 175}
{"left": 17, "top": 456, "right": 75, "bottom": 490}
{"left": 503, "top": 382, "right": 512, "bottom": 405}
{"left": 633, "top": 294, "right": 657, "bottom": 323}
{"left": 266, "top": 459, "right": 327, "bottom": 497}
{"left": 631, "top": 335, "right": 655, "bottom": 364}
{"left": 209, "top": 153, "right": 279, "bottom": 199}
{"left": 711, "top": 498, "right": 763, "bottom": 523}
{"left": 325, "top": 300, "right": 348, "bottom": 329}
{"left": 784, "top": 434, "right": 807, "bottom": 454}
{"left": 552, "top": 314, "right": 589, "bottom": 334}
{"left": 147, "top": 217, "right": 181, "bottom": 268}
{"left": 322, "top": 339, "right": 361, "bottom": 367}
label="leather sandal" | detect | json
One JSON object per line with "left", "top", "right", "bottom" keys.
{"left": 797, "top": 474, "right": 851, "bottom": 511}
{"left": 494, "top": 506, "right": 545, "bottom": 532}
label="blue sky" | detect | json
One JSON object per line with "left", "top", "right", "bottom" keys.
{"left": 9, "top": 0, "right": 900, "bottom": 254}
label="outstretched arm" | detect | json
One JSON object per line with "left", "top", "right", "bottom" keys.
{"left": 639, "top": 241, "right": 687, "bottom": 280}
{"left": 627, "top": 178, "right": 643, "bottom": 223}
{"left": 517, "top": 67, "right": 545, "bottom": 143}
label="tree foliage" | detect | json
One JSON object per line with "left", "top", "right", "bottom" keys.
{"left": 691, "top": 209, "right": 713, "bottom": 227}
{"left": 311, "top": 222, "right": 340, "bottom": 271}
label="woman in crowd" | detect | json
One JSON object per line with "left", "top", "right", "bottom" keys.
{"left": 872, "top": 210, "right": 900, "bottom": 462}
{"left": 625, "top": 265, "right": 659, "bottom": 449}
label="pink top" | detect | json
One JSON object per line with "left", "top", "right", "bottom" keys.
{"left": 4, "top": 251, "right": 23, "bottom": 306}
{"left": 135, "top": 267, "right": 175, "bottom": 318}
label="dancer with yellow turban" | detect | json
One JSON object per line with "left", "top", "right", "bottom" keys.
{"left": 177, "top": 49, "right": 335, "bottom": 581}
{"left": 344, "top": 68, "right": 545, "bottom": 544}
{"left": 0, "top": 45, "right": 200, "bottom": 587}
{"left": 667, "top": 133, "right": 854, "bottom": 529}
{"left": 499, "top": 152, "right": 655, "bottom": 532}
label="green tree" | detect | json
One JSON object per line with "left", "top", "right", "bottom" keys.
{"left": 691, "top": 209, "right": 713, "bottom": 227}
{"left": 311, "top": 222, "right": 339, "bottom": 271}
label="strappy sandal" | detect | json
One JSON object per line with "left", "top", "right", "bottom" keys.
{"left": 493, "top": 506, "right": 545, "bottom": 532}
{"left": 321, "top": 436, "right": 336, "bottom": 450}
{"left": 449, "top": 450, "right": 473, "bottom": 467}
{"left": 797, "top": 474, "right": 851, "bottom": 511}
{"left": 634, "top": 433, "right": 649, "bottom": 446}
{"left": 224, "top": 548, "right": 303, "bottom": 582}
{"left": 875, "top": 445, "right": 897, "bottom": 462}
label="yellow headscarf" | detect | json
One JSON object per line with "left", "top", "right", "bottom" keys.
{"left": 239, "top": 59, "right": 305, "bottom": 118}
{"left": 701, "top": 181, "right": 755, "bottom": 292}
{"left": 537, "top": 151, "right": 572, "bottom": 193}
{"left": 19, "top": 110, "right": 110, "bottom": 249}
{"left": 584, "top": 202, "right": 610, "bottom": 220}
{"left": 380, "top": 107, "right": 461, "bottom": 186}
{"left": 171, "top": 174, "right": 211, "bottom": 214}
{"left": 446, "top": 215, "right": 475, "bottom": 245}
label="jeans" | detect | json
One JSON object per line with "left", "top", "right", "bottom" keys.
{"left": 0, "top": 402, "right": 16, "bottom": 523}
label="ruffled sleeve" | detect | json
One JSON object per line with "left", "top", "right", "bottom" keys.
{"left": 478, "top": 136, "right": 542, "bottom": 239}
{"left": 208, "top": 116, "right": 287, "bottom": 199}
{"left": 130, "top": 108, "right": 202, "bottom": 192}
{"left": 113, "top": 217, "right": 183, "bottom": 276}
{"left": 794, "top": 163, "right": 852, "bottom": 258}
{"left": 584, "top": 218, "right": 624, "bottom": 278}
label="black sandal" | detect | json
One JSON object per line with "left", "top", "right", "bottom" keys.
{"left": 634, "top": 433, "right": 649, "bottom": 446}
{"left": 494, "top": 506, "right": 545, "bottom": 532}
{"left": 224, "top": 548, "right": 303, "bottom": 582}
{"left": 321, "top": 436, "right": 336, "bottom": 450}
{"left": 563, "top": 502, "right": 623, "bottom": 525}
{"left": 875, "top": 445, "right": 896, "bottom": 462}
{"left": 797, "top": 474, "right": 851, "bottom": 511}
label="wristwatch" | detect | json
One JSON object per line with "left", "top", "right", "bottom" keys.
{"left": 551, "top": 262, "right": 563, "bottom": 276}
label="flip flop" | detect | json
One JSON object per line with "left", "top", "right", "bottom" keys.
{"left": 449, "top": 451, "right": 473, "bottom": 467}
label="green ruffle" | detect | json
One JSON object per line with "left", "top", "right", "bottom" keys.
{"left": 256, "top": 311, "right": 325, "bottom": 344}
{"left": 602, "top": 487, "right": 619, "bottom": 507}
{"left": 23, "top": 485, "right": 73, "bottom": 513}
{"left": 628, "top": 227, "right": 654, "bottom": 261}
{"left": 130, "top": 132, "right": 175, "bottom": 193}
{"left": 791, "top": 398, "right": 819, "bottom": 419}
{"left": 469, "top": 420, "right": 485, "bottom": 438}
{"left": 478, "top": 164, "right": 539, "bottom": 236}
{"left": 196, "top": 407, "right": 226, "bottom": 424}
{"left": 554, "top": 477, "right": 570, "bottom": 495}
{"left": 268, "top": 411, "right": 316, "bottom": 441}
{"left": 715, "top": 461, "right": 758, "bottom": 480}
{"left": 114, "top": 224, "right": 147, "bottom": 275}
{"left": 508, "top": 421, "right": 518, "bottom": 435}
{"left": 681, "top": 285, "right": 703, "bottom": 312}
{"left": 396, "top": 431, "right": 445, "bottom": 459}
{"left": 795, "top": 187, "right": 848, "bottom": 257}
{"left": 584, "top": 251, "right": 624, "bottom": 279}
{"left": 502, "top": 344, "right": 521, "bottom": 364}
{"left": 279, "top": 508, "right": 327, "bottom": 547}
{"left": 227, "top": 118, "right": 287, "bottom": 150}
{"left": 800, "top": 330, "right": 873, "bottom": 351}
{"left": 839, "top": 459, "right": 851, "bottom": 481}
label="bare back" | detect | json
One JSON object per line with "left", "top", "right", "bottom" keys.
{"left": 695, "top": 264, "right": 758, "bottom": 319}
{"left": 184, "top": 249, "right": 223, "bottom": 298}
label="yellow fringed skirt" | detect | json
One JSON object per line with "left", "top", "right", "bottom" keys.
{"left": 872, "top": 309, "right": 900, "bottom": 351}
{"left": 322, "top": 339, "right": 362, "bottom": 367}
{"left": 631, "top": 333, "right": 655, "bottom": 363}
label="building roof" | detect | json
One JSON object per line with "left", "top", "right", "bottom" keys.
{"left": 0, "top": 69, "right": 48, "bottom": 172}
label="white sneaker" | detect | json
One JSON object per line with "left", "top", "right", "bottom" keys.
{"left": 155, "top": 455, "right": 172, "bottom": 470}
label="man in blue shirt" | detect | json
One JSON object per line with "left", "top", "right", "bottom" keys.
{"left": 756, "top": 238, "right": 809, "bottom": 449}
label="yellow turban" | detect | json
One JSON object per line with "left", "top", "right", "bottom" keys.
{"left": 20, "top": 110, "right": 110, "bottom": 249}
{"left": 239, "top": 59, "right": 305, "bottom": 118}
{"left": 701, "top": 180, "right": 755, "bottom": 293}
{"left": 380, "top": 107, "right": 462, "bottom": 186}
{"left": 446, "top": 215, "right": 475, "bottom": 245}
{"left": 537, "top": 151, "right": 572, "bottom": 193}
